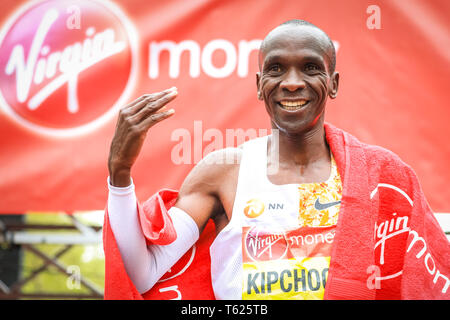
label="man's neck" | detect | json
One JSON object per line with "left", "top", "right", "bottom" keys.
{"left": 270, "top": 122, "right": 330, "bottom": 167}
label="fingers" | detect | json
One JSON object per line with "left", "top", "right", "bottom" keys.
{"left": 129, "top": 87, "right": 177, "bottom": 114}
{"left": 117, "top": 87, "right": 177, "bottom": 124}
{"left": 116, "top": 87, "right": 178, "bottom": 136}
{"left": 131, "top": 87, "right": 178, "bottom": 122}
{"left": 122, "top": 94, "right": 149, "bottom": 110}
{"left": 138, "top": 108, "right": 175, "bottom": 131}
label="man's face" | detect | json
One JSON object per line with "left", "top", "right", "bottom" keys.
{"left": 257, "top": 25, "right": 339, "bottom": 135}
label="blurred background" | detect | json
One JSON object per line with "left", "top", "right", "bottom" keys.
{"left": 0, "top": 0, "right": 449, "bottom": 299}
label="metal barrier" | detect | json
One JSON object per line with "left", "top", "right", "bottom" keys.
{"left": 0, "top": 212, "right": 104, "bottom": 299}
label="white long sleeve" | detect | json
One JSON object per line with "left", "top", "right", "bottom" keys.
{"left": 107, "top": 177, "right": 199, "bottom": 294}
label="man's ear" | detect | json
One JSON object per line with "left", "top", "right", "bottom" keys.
{"left": 256, "top": 72, "right": 263, "bottom": 100}
{"left": 328, "top": 71, "right": 339, "bottom": 99}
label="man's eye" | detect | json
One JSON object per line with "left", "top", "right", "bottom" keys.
{"left": 268, "top": 64, "right": 281, "bottom": 72}
{"left": 305, "top": 64, "right": 320, "bottom": 71}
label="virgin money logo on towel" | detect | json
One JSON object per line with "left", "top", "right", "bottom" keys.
{"left": 0, "top": 0, "right": 137, "bottom": 136}
{"left": 244, "top": 226, "right": 288, "bottom": 262}
{"left": 371, "top": 183, "right": 412, "bottom": 282}
{"left": 370, "top": 183, "right": 449, "bottom": 295}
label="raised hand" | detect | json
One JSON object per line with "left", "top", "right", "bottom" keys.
{"left": 108, "top": 87, "right": 178, "bottom": 187}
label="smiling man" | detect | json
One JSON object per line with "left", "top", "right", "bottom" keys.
{"left": 104, "top": 20, "right": 450, "bottom": 300}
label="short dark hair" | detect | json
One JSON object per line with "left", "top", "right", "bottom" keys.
{"left": 260, "top": 19, "right": 336, "bottom": 74}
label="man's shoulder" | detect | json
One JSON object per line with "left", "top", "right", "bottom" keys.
{"left": 362, "top": 141, "right": 408, "bottom": 167}
{"left": 328, "top": 123, "right": 414, "bottom": 178}
{"left": 341, "top": 127, "right": 414, "bottom": 179}
{"left": 200, "top": 146, "right": 243, "bottom": 167}
{"left": 331, "top": 124, "right": 409, "bottom": 167}
{"left": 181, "top": 147, "right": 242, "bottom": 192}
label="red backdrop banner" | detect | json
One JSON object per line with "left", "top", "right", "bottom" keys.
{"left": 0, "top": 0, "right": 449, "bottom": 213}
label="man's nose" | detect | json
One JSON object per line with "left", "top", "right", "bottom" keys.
{"left": 279, "top": 69, "right": 306, "bottom": 92}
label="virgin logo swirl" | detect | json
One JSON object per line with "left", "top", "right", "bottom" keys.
{"left": 0, "top": 0, "right": 137, "bottom": 136}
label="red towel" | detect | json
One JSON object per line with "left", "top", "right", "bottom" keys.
{"left": 102, "top": 189, "right": 216, "bottom": 300}
{"left": 103, "top": 123, "right": 450, "bottom": 300}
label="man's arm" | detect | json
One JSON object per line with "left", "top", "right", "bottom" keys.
{"left": 173, "top": 150, "right": 234, "bottom": 233}
{"left": 108, "top": 85, "right": 229, "bottom": 232}
{"left": 107, "top": 182, "right": 200, "bottom": 293}
{"left": 107, "top": 88, "right": 232, "bottom": 293}
{"left": 107, "top": 149, "right": 234, "bottom": 293}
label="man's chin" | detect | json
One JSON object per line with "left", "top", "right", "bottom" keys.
{"left": 272, "top": 120, "right": 309, "bottom": 136}
{"left": 271, "top": 116, "right": 324, "bottom": 137}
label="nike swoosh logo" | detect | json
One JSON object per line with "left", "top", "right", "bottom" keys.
{"left": 314, "top": 198, "right": 341, "bottom": 211}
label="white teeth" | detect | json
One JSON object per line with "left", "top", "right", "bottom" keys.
{"left": 279, "top": 100, "right": 308, "bottom": 109}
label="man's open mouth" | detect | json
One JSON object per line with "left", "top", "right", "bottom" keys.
{"left": 278, "top": 99, "right": 309, "bottom": 111}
